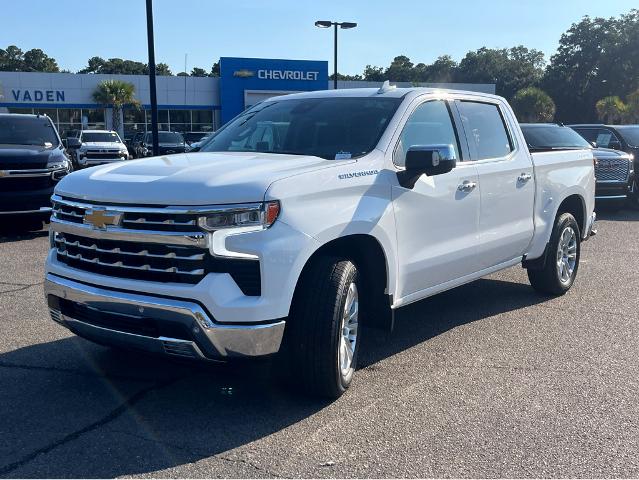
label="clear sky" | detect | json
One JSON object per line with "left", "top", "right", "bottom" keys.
{"left": 1, "top": 0, "right": 636, "bottom": 75}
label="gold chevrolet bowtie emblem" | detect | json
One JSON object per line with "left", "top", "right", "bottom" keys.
{"left": 83, "top": 209, "right": 122, "bottom": 230}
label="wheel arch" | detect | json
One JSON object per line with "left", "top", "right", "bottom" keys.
{"left": 289, "top": 234, "right": 394, "bottom": 328}
{"left": 556, "top": 193, "right": 587, "bottom": 236}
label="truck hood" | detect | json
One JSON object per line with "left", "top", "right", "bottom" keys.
{"left": 592, "top": 147, "right": 632, "bottom": 160}
{"left": 55, "top": 151, "right": 346, "bottom": 205}
{"left": 0, "top": 144, "right": 65, "bottom": 169}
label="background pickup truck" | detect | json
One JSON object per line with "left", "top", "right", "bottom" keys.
{"left": 44, "top": 85, "right": 596, "bottom": 398}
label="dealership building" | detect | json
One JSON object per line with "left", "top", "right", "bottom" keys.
{"left": 0, "top": 57, "right": 495, "bottom": 138}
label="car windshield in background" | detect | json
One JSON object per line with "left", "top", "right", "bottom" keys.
{"left": 82, "top": 132, "right": 120, "bottom": 143}
{"left": 0, "top": 116, "right": 59, "bottom": 147}
{"left": 615, "top": 126, "right": 639, "bottom": 147}
{"left": 200, "top": 97, "right": 403, "bottom": 160}
{"left": 145, "top": 132, "right": 185, "bottom": 143}
{"left": 521, "top": 125, "right": 591, "bottom": 150}
{"left": 184, "top": 132, "right": 209, "bottom": 143}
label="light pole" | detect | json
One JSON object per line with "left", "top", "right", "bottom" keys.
{"left": 146, "top": 0, "right": 159, "bottom": 155}
{"left": 315, "top": 20, "right": 357, "bottom": 90}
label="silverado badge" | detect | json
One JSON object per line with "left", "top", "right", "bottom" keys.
{"left": 83, "top": 209, "right": 122, "bottom": 230}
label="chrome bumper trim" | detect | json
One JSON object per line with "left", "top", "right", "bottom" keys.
{"left": 52, "top": 194, "right": 263, "bottom": 216}
{"left": 595, "top": 194, "right": 627, "bottom": 200}
{"left": 50, "top": 217, "right": 209, "bottom": 248}
{"left": 44, "top": 273, "right": 285, "bottom": 359}
{"left": 0, "top": 207, "right": 52, "bottom": 215}
{"left": 0, "top": 166, "right": 66, "bottom": 178}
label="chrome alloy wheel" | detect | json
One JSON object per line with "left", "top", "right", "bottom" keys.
{"left": 339, "top": 281, "right": 359, "bottom": 377}
{"left": 556, "top": 226, "right": 577, "bottom": 284}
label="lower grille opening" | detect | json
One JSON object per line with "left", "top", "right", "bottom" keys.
{"left": 52, "top": 297, "right": 192, "bottom": 340}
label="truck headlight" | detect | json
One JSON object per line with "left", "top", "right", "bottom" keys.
{"left": 197, "top": 201, "right": 280, "bottom": 231}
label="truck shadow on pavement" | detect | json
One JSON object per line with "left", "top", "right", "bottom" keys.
{"left": 0, "top": 223, "right": 48, "bottom": 244}
{"left": 0, "top": 277, "right": 547, "bottom": 478}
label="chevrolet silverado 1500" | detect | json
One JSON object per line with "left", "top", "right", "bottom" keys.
{"left": 44, "top": 85, "right": 596, "bottom": 397}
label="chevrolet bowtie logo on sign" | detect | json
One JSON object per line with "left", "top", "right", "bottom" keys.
{"left": 233, "top": 69, "right": 255, "bottom": 78}
{"left": 83, "top": 209, "right": 122, "bottom": 230}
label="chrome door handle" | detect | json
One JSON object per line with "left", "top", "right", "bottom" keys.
{"left": 518, "top": 172, "right": 532, "bottom": 182}
{"left": 457, "top": 180, "right": 477, "bottom": 192}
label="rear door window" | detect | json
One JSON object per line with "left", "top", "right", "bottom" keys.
{"left": 457, "top": 101, "right": 513, "bottom": 160}
{"left": 595, "top": 129, "right": 621, "bottom": 149}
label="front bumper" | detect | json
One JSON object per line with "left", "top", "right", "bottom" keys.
{"left": 44, "top": 273, "right": 285, "bottom": 361}
{"left": 595, "top": 180, "right": 632, "bottom": 200}
{"left": 0, "top": 187, "right": 54, "bottom": 215}
{"left": 78, "top": 156, "right": 128, "bottom": 166}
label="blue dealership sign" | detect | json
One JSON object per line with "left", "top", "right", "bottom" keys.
{"left": 220, "top": 57, "right": 328, "bottom": 124}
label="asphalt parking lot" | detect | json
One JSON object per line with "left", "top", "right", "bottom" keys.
{"left": 1, "top": 209, "right": 638, "bottom": 478}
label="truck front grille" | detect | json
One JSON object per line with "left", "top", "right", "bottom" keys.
{"left": 53, "top": 200, "right": 201, "bottom": 233}
{"left": 595, "top": 158, "right": 630, "bottom": 182}
{"left": 84, "top": 151, "right": 123, "bottom": 159}
{"left": 0, "top": 176, "right": 54, "bottom": 192}
{"left": 51, "top": 196, "right": 261, "bottom": 295}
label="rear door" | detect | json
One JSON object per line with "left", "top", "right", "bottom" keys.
{"left": 455, "top": 99, "right": 535, "bottom": 269}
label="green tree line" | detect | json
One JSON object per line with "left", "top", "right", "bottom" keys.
{"left": 0, "top": 46, "right": 220, "bottom": 78}
{"left": 2, "top": 9, "right": 638, "bottom": 122}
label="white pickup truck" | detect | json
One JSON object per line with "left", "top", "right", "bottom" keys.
{"left": 44, "top": 85, "right": 596, "bottom": 397}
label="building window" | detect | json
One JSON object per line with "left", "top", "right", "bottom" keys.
{"left": 7, "top": 107, "right": 34, "bottom": 114}
{"left": 192, "top": 109, "right": 214, "bottom": 132}
{"left": 123, "top": 108, "right": 146, "bottom": 138}
{"left": 57, "top": 108, "right": 83, "bottom": 138}
{"left": 82, "top": 109, "right": 106, "bottom": 130}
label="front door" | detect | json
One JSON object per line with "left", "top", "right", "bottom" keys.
{"left": 392, "top": 99, "right": 481, "bottom": 301}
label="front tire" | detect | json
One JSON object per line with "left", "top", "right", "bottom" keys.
{"left": 280, "top": 257, "right": 361, "bottom": 398}
{"left": 527, "top": 212, "right": 581, "bottom": 295}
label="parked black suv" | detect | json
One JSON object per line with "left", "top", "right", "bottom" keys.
{"left": 569, "top": 124, "right": 639, "bottom": 207}
{"left": 0, "top": 114, "right": 71, "bottom": 221}
{"left": 521, "top": 123, "right": 634, "bottom": 207}
{"left": 134, "top": 131, "right": 188, "bottom": 157}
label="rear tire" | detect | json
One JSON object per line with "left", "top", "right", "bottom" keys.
{"left": 527, "top": 213, "right": 581, "bottom": 295}
{"left": 279, "top": 256, "right": 361, "bottom": 398}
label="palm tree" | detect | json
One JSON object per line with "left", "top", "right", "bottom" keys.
{"left": 595, "top": 96, "right": 626, "bottom": 124}
{"left": 92, "top": 80, "right": 139, "bottom": 134}
{"left": 511, "top": 87, "right": 556, "bottom": 122}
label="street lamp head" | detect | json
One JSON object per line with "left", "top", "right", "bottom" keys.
{"left": 339, "top": 22, "right": 357, "bottom": 29}
{"left": 315, "top": 20, "right": 333, "bottom": 28}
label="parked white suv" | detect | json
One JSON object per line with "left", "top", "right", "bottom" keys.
{"left": 68, "top": 130, "right": 129, "bottom": 167}
{"left": 45, "top": 86, "right": 596, "bottom": 397}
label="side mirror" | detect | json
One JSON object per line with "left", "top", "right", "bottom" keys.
{"left": 590, "top": 141, "right": 597, "bottom": 148}
{"left": 67, "top": 137, "right": 81, "bottom": 148}
{"left": 397, "top": 144, "right": 457, "bottom": 189}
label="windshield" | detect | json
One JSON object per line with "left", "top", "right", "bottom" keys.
{"left": 200, "top": 97, "right": 402, "bottom": 160}
{"left": 145, "top": 132, "right": 184, "bottom": 144}
{"left": 615, "top": 126, "right": 639, "bottom": 147}
{"left": 0, "top": 116, "right": 59, "bottom": 147}
{"left": 521, "top": 125, "right": 591, "bottom": 149}
{"left": 81, "top": 132, "right": 121, "bottom": 143}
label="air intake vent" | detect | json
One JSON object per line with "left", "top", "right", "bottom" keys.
{"left": 162, "top": 340, "right": 198, "bottom": 358}
{"left": 49, "top": 308, "right": 63, "bottom": 324}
